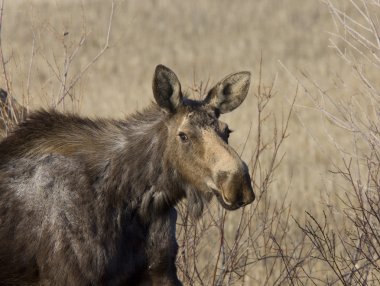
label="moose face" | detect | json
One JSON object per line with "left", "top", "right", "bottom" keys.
{"left": 153, "top": 65, "right": 255, "bottom": 210}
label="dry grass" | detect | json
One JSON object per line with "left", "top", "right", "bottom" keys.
{"left": 0, "top": 0, "right": 342, "bottom": 210}
{"left": 1, "top": 0, "right": 379, "bottom": 284}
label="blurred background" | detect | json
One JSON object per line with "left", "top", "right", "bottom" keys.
{"left": 2, "top": 0, "right": 343, "bottom": 209}
{"left": 2, "top": 0, "right": 379, "bottom": 284}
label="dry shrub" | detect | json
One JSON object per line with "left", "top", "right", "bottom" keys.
{"left": 0, "top": 0, "right": 115, "bottom": 137}
{"left": 294, "top": 0, "right": 380, "bottom": 284}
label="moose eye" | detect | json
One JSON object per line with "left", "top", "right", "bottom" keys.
{"left": 178, "top": 132, "right": 189, "bottom": 143}
{"left": 225, "top": 128, "right": 233, "bottom": 139}
{"left": 221, "top": 127, "right": 233, "bottom": 143}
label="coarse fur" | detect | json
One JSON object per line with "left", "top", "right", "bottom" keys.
{"left": 0, "top": 65, "right": 254, "bottom": 285}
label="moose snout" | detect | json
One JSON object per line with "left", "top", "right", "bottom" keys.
{"left": 232, "top": 171, "right": 255, "bottom": 208}
{"left": 216, "top": 167, "right": 255, "bottom": 210}
{"left": 238, "top": 171, "right": 255, "bottom": 206}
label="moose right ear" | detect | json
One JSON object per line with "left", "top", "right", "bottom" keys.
{"left": 152, "top": 65, "right": 183, "bottom": 113}
{"left": 203, "top": 71, "right": 251, "bottom": 114}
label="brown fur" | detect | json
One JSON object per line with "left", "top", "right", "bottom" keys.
{"left": 0, "top": 65, "right": 254, "bottom": 285}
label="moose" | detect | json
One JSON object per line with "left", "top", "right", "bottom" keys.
{"left": 0, "top": 65, "right": 255, "bottom": 285}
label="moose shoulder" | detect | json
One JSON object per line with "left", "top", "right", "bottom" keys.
{"left": 0, "top": 65, "right": 255, "bottom": 285}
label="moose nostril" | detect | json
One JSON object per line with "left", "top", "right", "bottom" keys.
{"left": 237, "top": 200, "right": 245, "bottom": 207}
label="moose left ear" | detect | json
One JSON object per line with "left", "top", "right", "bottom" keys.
{"left": 152, "top": 65, "right": 183, "bottom": 113}
{"left": 204, "top": 71, "right": 251, "bottom": 114}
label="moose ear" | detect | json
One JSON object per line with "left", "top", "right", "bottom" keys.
{"left": 152, "top": 65, "right": 183, "bottom": 113}
{"left": 204, "top": 71, "right": 251, "bottom": 114}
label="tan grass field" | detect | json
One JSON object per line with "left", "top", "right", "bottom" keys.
{"left": 2, "top": 0, "right": 344, "bottom": 209}
{"left": 1, "top": 0, "right": 379, "bottom": 284}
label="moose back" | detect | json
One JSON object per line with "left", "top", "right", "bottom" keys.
{"left": 0, "top": 65, "right": 255, "bottom": 285}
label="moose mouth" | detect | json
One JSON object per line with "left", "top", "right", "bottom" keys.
{"left": 211, "top": 188, "right": 241, "bottom": 211}
{"left": 205, "top": 179, "right": 242, "bottom": 210}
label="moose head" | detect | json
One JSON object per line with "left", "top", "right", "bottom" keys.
{"left": 153, "top": 65, "right": 255, "bottom": 211}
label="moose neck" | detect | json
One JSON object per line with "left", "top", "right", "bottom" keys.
{"left": 98, "top": 104, "right": 187, "bottom": 222}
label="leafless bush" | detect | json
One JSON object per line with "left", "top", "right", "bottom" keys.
{"left": 294, "top": 1, "right": 380, "bottom": 285}
{"left": 175, "top": 61, "right": 305, "bottom": 286}
{"left": 0, "top": 0, "right": 115, "bottom": 137}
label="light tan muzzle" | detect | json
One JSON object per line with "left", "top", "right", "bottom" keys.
{"left": 205, "top": 131, "right": 255, "bottom": 210}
